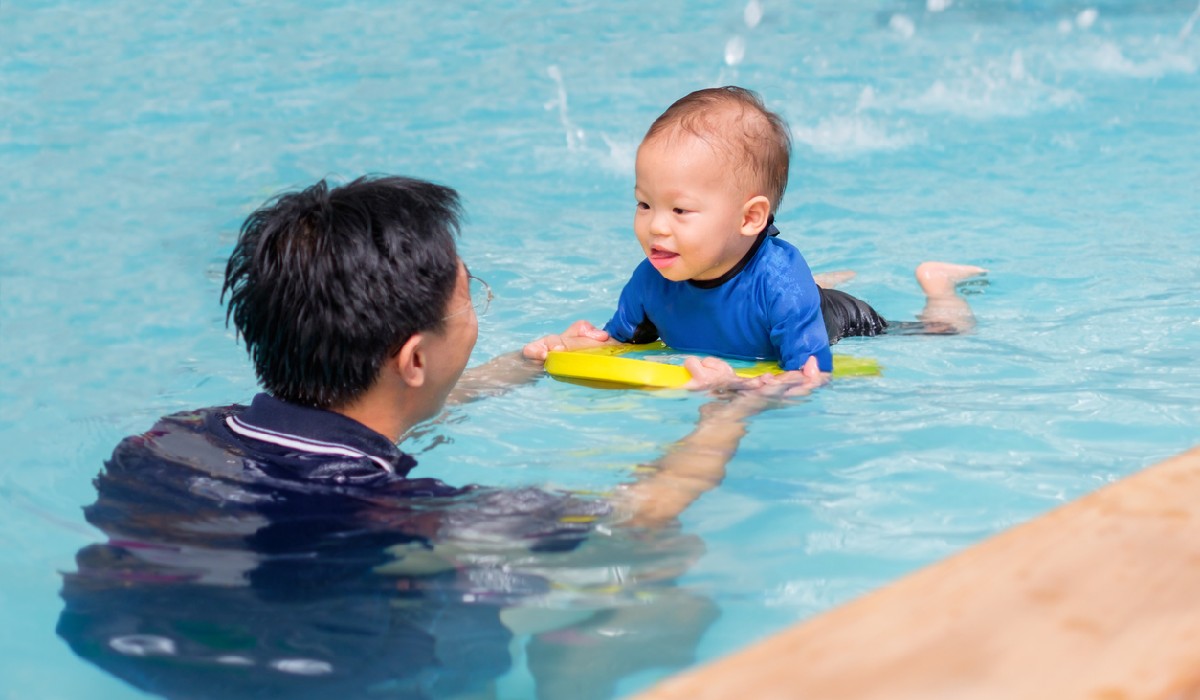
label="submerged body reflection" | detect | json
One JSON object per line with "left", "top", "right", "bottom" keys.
{"left": 58, "top": 407, "right": 717, "bottom": 699}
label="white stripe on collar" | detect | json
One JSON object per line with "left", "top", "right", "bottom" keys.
{"left": 225, "top": 415, "right": 394, "bottom": 473}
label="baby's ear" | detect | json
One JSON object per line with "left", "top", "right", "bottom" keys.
{"left": 740, "top": 196, "right": 772, "bottom": 237}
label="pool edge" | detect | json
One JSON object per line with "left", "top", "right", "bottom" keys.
{"left": 632, "top": 444, "right": 1200, "bottom": 700}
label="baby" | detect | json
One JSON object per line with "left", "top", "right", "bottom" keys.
{"left": 524, "top": 86, "right": 984, "bottom": 385}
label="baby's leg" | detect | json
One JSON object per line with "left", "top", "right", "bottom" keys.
{"left": 814, "top": 270, "right": 856, "bottom": 289}
{"left": 914, "top": 261, "right": 987, "bottom": 334}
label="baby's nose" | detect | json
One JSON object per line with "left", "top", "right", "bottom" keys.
{"left": 648, "top": 212, "right": 672, "bottom": 236}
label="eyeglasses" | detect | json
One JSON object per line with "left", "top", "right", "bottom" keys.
{"left": 443, "top": 274, "right": 494, "bottom": 320}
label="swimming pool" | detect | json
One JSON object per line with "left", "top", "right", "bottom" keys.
{"left": 2, "top": 1, "right": 1197, "bottom": 697}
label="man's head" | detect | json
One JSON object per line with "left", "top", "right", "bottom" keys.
{"left": 633, "top": 86, "right": 792, "bottom": 282}
{"left": 222, "top": 175, "right": 463, "bottom": 410}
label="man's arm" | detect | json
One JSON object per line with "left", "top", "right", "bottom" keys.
{"left": 446, "top": 351, "right": 542, "bottom": 405}
{"left": 447, "top": 321, "right": 615, "bottom": 405}
{"left": 522, "top": 319, "right": 615, "bottom": 362}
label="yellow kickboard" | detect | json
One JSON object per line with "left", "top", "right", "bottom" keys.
{"left": 545, "top": 344, "right": 880, "bottom": 389}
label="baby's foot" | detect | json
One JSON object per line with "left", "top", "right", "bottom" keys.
{"left": 915, "top": 261, "right": 987, "bottom": 297}
{"left": 814, "top": 270, "right": 857, "bottom": 289}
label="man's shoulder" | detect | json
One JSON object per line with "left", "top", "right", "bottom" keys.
{"left": 106, "top": 404, "right": 248, "bottom": 479}
{"left": 100, "top": 401, "right": 473, "bottom": 524}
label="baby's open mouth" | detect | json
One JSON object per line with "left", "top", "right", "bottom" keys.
{"left": 648, "top": 247, "right": 678, "bottom": 269}
{"left": 648, "top": 246, "right": 676, "bottom": 268}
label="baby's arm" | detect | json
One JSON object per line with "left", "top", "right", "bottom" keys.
{"left": 522, "top": 320, "right": 615, "bottom": 362}
{"left": 770, "top": 274, "right": 834, "bottom": 374}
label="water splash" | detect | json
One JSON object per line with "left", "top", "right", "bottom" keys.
{"left": 1182, "top": 0, "right": 1200, "bottom": 40}
{"left": 901, "top": 52, "right": 1080, "bottom": 119}
{"left": 889, "top": 14, "right": 916, "bottom": 40}
{"left": 1076, "top": 41, "right": 1196, "bottom": 78}
{"left": 598, "top": 133, "right": 636, "bottom": 175}
{"left": 720, "top": 1, "right": 758, "bottom": 71}
{"left": 1076, "top": 8, "right": 1098, "bottom": 30}
{"left": 724, "top": 1, "right": 763, "bottom": 69}
{"left": 545, "top": 65, "right": 585, "bottom": 151}
{"left": 792, "top": 114, "right": 922, "bottom": 157}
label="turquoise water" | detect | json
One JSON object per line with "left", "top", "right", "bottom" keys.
{"left": 2, "top": 1, "right": 1198, "bottom": 697}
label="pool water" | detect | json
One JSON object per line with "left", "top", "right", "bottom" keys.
{"left": 2, "top": 1, "right": 1198, "bottom": 697}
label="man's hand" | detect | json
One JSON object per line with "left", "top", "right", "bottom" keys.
{"left": 522, "top": 320, "right": 612, "bottom": 362}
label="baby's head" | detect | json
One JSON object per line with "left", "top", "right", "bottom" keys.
{"left": 633, "top": 87, "right": 792, "bottom": 282}
{"left": 642, "top": 86, "right": 791, "bottom": 214}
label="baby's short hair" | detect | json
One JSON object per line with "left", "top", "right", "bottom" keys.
{"left": 643, "top": 86, "right": 791, "bottom": 213}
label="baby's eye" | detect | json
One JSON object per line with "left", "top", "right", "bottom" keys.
{"left": 673, "top": 207, "right": 688, "bottom": 215}
{"left": 636, "top": 201, "right": 650, "bottom": 210}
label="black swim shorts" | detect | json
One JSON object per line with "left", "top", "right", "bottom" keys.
{"left": 819, "top": 287, "right": 889, "bottom": 344}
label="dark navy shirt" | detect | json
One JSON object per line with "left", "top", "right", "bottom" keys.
{"left": 101, "top": 393, "right": 610, "bottom": 547}
{"left": 205, "top": 392, "right": 431, "bottom": 488}
{"left": 603, "top": 224, "right": 834, "bottom": 372}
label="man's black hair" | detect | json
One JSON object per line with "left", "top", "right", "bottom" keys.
{"left": 222, "top": 175, "right": 461, "bottom": 409}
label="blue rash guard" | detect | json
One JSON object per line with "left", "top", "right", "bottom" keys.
{"left": 603, "top": 224, "right": 834, "bottom": 372}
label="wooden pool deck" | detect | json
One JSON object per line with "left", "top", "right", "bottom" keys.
{"left": 634, "top": 445, "right": 1200, "bottom": 700}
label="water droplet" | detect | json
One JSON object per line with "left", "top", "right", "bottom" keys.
{"left": 743, "top": 0, "right": 763, "bottom": 29}
{"left": 724, "top": 35, "right": 746, "bottom": 66}
{"left": 1009, "top": 50, "right": 1026, "bottom": 81}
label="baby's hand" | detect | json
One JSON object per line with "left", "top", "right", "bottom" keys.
{"left": 681, "top": 356, "right": 755, "bottom": 391}
{"left": 754, "top": 356, "right": 829, "bottom": 397}
{"left": 522, "top": 320, "right": 611, "bottom": 362}
{"left": 683, "top": 355, "right": 830, "bottom": 394}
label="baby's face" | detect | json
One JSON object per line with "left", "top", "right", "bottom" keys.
{"left": 633, "top": 133, "right": 756, "bottom": 282}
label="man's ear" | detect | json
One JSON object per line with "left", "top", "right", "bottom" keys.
{"left": 393, "top": 333, "right": 427, "bottom": 388}
{"left": 740, "top": 195, "right": 772, "bottom": 237}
